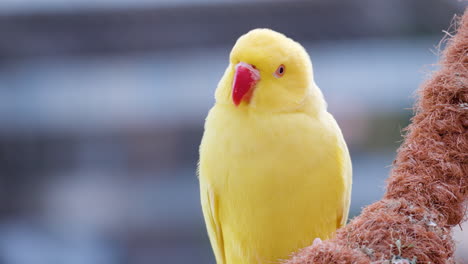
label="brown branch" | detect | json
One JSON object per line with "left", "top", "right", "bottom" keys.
{"left": 285, "top": 8, "right": 468, "bottom": 264}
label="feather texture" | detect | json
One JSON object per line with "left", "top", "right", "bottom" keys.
{"left": 199, "top": 29, "right": 352, "bottom": 264}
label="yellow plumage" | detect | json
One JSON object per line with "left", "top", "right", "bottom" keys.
{"left": 199, "top": 28, "right": 352, "bottom": 264}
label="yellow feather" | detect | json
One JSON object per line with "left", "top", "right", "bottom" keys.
{"left": 199, "top": 28, "right": 352, "bottom": 264}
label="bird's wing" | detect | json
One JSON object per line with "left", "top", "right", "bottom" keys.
{"left": 317, "top": 110, "right": 353, "bottom": 229}
{"left": 336, "top": 127, "right": 353, "bottom": 228}
{"left": 200, "top": 185, "right": 225, "bottom": 264}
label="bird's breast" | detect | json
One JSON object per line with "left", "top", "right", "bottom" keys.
{"left": 199, "top": 104, "right": 336, "bottom": 189}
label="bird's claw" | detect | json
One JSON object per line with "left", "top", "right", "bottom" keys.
{"left": 313, "top": 238, "right": 322, "bottom": 246}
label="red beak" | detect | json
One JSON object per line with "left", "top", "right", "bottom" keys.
{"left": 232, "top": 62, "right": 260, "bottom": 106}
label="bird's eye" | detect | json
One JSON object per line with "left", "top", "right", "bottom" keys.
{"left": 274, "top": 64, "right": 285, "bottom": 78}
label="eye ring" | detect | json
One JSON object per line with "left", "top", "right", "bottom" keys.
{"left": 274, "top": 64, "right": 285, "bottom": 78}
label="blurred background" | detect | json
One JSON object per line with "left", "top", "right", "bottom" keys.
{"left": 0, "top": 0, "right": 466, "bottom": 263}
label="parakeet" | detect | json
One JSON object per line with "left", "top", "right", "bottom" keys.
{"left": 198, "top": 28, "right": 352, "bottom": 264}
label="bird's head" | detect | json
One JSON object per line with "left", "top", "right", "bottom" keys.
{"left": 215, "top": 28, "right": 321, "bottom": 112}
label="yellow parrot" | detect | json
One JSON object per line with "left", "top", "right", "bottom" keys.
{"left": 198, "top": 28, "right": 352, "bottom": 264}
